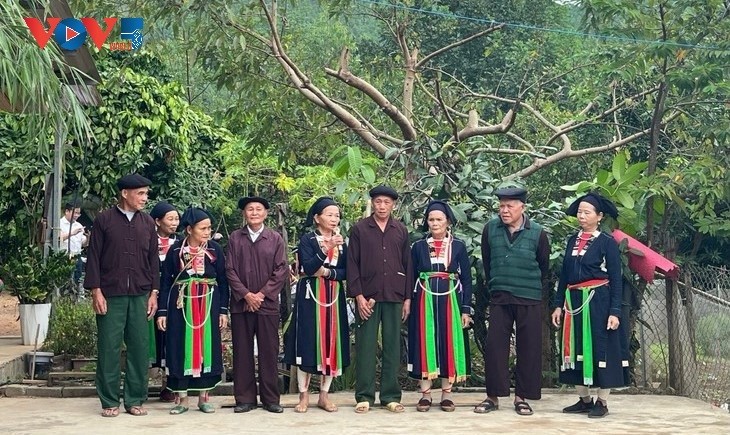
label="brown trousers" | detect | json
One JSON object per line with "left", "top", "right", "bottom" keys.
{"left": 485, "top": 303, "right": 543, "bottom": 400}
{"left": 231, "top": 312, "right": 280, "bottom": 405}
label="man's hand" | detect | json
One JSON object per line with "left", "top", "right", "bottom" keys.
{"left": 91, "top": 288, "right": 107, "bottom": 315}
{"left": 147, "top": 292, "right": 158, "bottom": 320}
{"left": 244, "top": 292, "right": 264, "bottom": 312}
{"left": 401, "top": 299, "right": 411, "bottom": 322}
{"left": 356, "top": 295, "right": 374, "bottom": 321}
{"left": 156, "top": 316, "right": 167, "bottom": 331}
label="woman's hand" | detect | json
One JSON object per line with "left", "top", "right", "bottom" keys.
{"left": 551, "top": 308, "right": 562, "bottom": 328}
{"left": 461, "top": 314, "right": 473, "bottom": 329}
{"left": 219, "top": 314, "right": 228, "bottom": 330}
{"left": 156, "top": 316, "right": 167, "bottom": 331}
{"left": 607, "top": 315, "right": 620, "bottom": 330}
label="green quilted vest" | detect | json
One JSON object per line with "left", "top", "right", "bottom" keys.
{"left": 487, "top": 217, "right": 543, "bottom": 300}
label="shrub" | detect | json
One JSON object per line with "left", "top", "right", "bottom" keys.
{"left": 696, "top": 313, "right": 730, "bottom": 359}
{"left": 44, "top": 297, "right": 97, "bottom": 357}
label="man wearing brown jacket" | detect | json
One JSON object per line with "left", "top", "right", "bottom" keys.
{"left": 226, "top": 196, "right": 288, "bottom": 413}
{"left": 84, "top": 174, "right": 159, "bottom": 418}
{"left": 347, "top": 185, "right": 413, "bottom": 414}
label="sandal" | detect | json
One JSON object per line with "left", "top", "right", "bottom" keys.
{"left": 416, "top": 397, "right": 432, "bottom": 412}
{"left": 126, "top": 405, "right": 148, "bottom": 416}
{"left": 198, "top": 402, "right": 215, "bottom": 413}
{"left": 440, "top": 387, "right": 454, "bottom": 412}
{"left": 383, "top": 402, "right": 405, "bottom": 413}
{"left": 440, "top": 399, "right": 455, "bottom": 412}
{"left": 474, "top": 398, "right": 499, "bottom": 414}
{"left": 416, "top": 388, "right": 432, "bottom": 412}
{"left": 295, "top": 392, "right": 309, "bottom": 413}
{"left": 169, "top": 405, "right": 188, "bottom": 415}
{"left": 101, "top": 407, "right": 119, "bottom": 418}
{"left": 354, "top": 401, "right": 370, "bottom": 414}
{"left": 514, "top": 401, "right": 534, "bottom": 416}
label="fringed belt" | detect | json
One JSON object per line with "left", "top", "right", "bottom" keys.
{"left": 560, "top": 279, "right": 609, "bottom": 386}
{"left": 304, "top": 276, "right": 343, "bottom": 376}
{"left": 176, "top": 277, "right": 217, "bottom": 377}
{"left": 414, "top": 271, "right": 467, "bottom": 383}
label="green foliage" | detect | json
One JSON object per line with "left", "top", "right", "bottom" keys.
{"left": 561, "top": 150, "right": 649, "bottom": 235}
{"left": 44, "top": 298, "right": 97, "bottom": 357}
{"left": 0, "top": 1, "right": 93, "bottom": 147}
{"left": 0, "top": 245, "right": 75, "bottom": 304}
{"left": 696, "top": 313, "right": 730, "bottom": 359}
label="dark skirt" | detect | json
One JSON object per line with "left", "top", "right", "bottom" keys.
{"left": 559, "top": 284, "right": 630, "bottom": 388}
{"left": 283, "top": 277, "right": 350, "bottom": 375}
{"left": 407, "top": 278, "right": 471, "bottom": 381}
{"left": 165, "top": 285, "right": 224, "bottom": 391}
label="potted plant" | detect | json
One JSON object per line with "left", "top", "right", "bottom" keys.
{"left": 0, "top": 244, "right": 75, "bottom": 345}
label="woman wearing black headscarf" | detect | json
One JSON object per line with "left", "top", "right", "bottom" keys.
{"left": 408, "top": 200, "right": 473, "bottom": 412}
{"left": 157, "top": 207, "right": 229, "bottom": 414}
{"left": 551, "top": 192, "right": 629, "bottom": 418}
{"left": 283, "top": 197, "right": 349, "bottom": 413}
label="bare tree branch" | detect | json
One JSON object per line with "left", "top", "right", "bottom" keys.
{"left": 415, "top": 24, "right": 505, "bottom": 69}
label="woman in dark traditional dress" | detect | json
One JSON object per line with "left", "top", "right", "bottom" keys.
{"left": 284, "top": 197, "right": 349, "bottom": 413}
{"left": 149, "top": 201, "right": 179, "bottom": 403}
{"left": 408, "top": 200, "right": 473, "bottom": 412}
{"left": 551, "top": 192, "right": 630, "bottom": 418}
{"left": 157, "top": 207, "right": 229, "bottom": 414}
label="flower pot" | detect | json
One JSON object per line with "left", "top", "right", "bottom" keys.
{"left": 25, "top": 351, "right": 54, "bottom": 379}
{"left": 19, "top": 303, "right": 52, "bottom": 346}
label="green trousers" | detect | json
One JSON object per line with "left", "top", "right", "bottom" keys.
{"left": 354, "top": 301, "right": 403, "bottom": 406}
{"left": 95, "top": 294, "right": 150, "bottom": 410}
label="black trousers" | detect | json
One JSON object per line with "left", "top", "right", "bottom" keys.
{"left": 484, "top": 303, "right": 542, "bottom": 400}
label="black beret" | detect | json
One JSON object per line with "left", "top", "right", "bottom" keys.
{"left": 305, "top": 197, "right": 338, "bottom": 227}
{"left": 179, "top": 207, "right": 212, "bottom": 231}
{"left": 238, "top": 196, "right": 270, "bottom": 210}
{"left": 117, "top": 173, "right": 152, "bottom": 190}
{"left": 150, "top": 201, "right": 177, "bottom": 220}
{"left": 422, "top": 200, "right": 456, "bottom": 231}
{"left": 368, "top": 185, "right": 399, "bottom": 200}
{"left": 494, "top": 181, "right": 527, "bottom": 203}
{"left": 566, "top": 192, "right": 619, "bottom": 219}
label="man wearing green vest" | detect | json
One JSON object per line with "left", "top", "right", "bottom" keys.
{"left": 474, "top": 181, "right": 550, "bottom": 416}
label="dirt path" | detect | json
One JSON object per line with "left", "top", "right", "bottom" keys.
{"left": 0, "top": 292, "right": 20, "bottom": 336}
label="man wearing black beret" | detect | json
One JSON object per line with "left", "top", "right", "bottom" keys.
{"left": 347, "top": 185, "right": 413, "bottom": 413}
{"left": 475, "top": 181, "right": 550, "bottom": 416}
{"left": 84, "top": 173, "right": 159, "bottom": 417}
{"left": 226, "top": 196, "right": 288, "bottom": 413}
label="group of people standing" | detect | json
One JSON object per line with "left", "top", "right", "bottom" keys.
{"left": 82, "top": 173, "right": 628, "bottom": 419}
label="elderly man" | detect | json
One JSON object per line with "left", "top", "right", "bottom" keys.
{"left": 474, "top": 181, "right": 550, "bottom": 416}
{"left": 226, "top": 196, "right": 288, "bottom": 413}
{"left": 84, "top": 174, "right": 159, "bottom": 418}
{"left": 347, "top": 185, "right": 412, "bottom": 414}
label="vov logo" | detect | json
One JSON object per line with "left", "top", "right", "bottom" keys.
{"left": 24, "top": 17, "right": 143, "bottom": 51}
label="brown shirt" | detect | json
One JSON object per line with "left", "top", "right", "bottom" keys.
{"left": 84, "top": 206, "right": 160, "bottom": 297}
{"left": 347, "top": 215, "right": 413, "bottom": 302}
{"left": 225, "top": 226, "right": 288, "bottom": 316}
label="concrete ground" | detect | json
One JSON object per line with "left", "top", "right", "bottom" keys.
{"left": 0, "top": 391, "right": 728, "bottom": 434}
{"left": 1, "top": 335, "right": 729, "bottom": 434}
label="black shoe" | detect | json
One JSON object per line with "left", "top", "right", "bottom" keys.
{"left": 563, "top": 397, "right": 594, "bottom": 413}
{"left": 263, "top": 403, "right": 284, "bottom": 413}
{"left": 234, "top": 403, "right": 256, "bottom": 413}
{"left": 588, "top": 400, "right": 608, "bottom": 418}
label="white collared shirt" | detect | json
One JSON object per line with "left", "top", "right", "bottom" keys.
{"left": 60, "top": 217, "right": 86, "bottom": 255}
{"left": 248, "top": 225, "right": 264, "bottom": 243}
